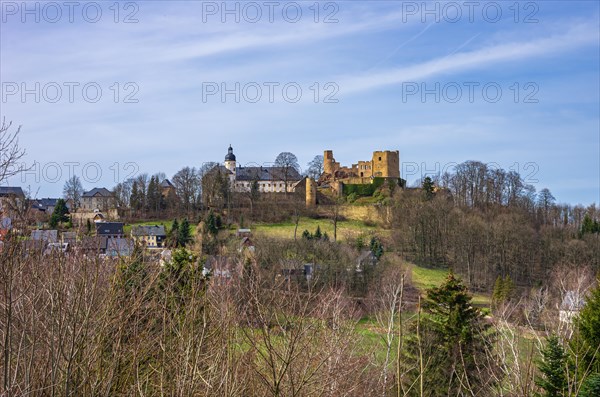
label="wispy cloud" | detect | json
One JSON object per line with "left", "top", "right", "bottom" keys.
{"left": 340, "top": 22, "right": 598, "bottom": 94}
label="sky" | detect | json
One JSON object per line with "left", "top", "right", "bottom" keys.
{"left": 1, "top": 0, "right": 599, "bottom": 205}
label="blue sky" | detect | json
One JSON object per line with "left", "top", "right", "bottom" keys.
{"left": 1, "top": 0, "right": 599, "bottom": 205}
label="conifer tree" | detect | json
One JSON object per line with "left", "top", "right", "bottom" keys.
{"left": 301, "top": 230, "right": 311, "bottom": 240}
{"left": 422, "top": 176, "right": 435, "bottom": 200}
{"left": 402, "top": 273, "right": 495, "bottom": 395}
{"left": 178, "top": 218, "right": 192, "bottom": 248}
{"left": 170, "top": 219, "right": 180, "bottom": 247}
{"left": 535, "top": 334, "right": 568, "bottom": 397}
{"left": 369, "top": 236, "right": 384, "bottom": 259}
{"left": 573, "top": 278, "right": 600, "bottom": 374}
{"left": 49, "top": 198, "right": 69, "bottom": 228}
{"left": 314, "top": 225, "right": 322, "bottom": 240}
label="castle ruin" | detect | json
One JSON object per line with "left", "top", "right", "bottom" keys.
{"left": 322, "top": 149, "right": 400, "bottom": 184}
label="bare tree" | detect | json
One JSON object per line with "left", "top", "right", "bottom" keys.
{"left": 274, "top": 152, "right": 299, "bottom": 196}
{"left": 63, "top": 175, "right": 83, "bottom": 211}
{"left": 306, "top": 155, "right": 324, "bottom": 180}
{"left": 370, "top": 265, "right": 407, "bottom": 396}
{"left": 0, "top": 119, "right": 27, "bottom": 184}
{"left": 172, "top": 167, "right": 201, "bottom": 213}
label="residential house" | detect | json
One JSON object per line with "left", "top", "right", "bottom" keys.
{"left": 239, "top": 236, "right": 255, "bottom": 253}
{"left": 559, "top": 291, "right": 586, "bottom": 324}
{"left": 31, "top": 198, "right": 69, "bottom": 214}
{"left": 131, "top": 225, "right": 167, "bottom": 248}
{"left": 95, "top": 222, "right": 124, "bottom": 238}
{"left": 78, "top": 236, "right": 108, "bottom": 256}
{"left": 356, "top": 250, "right": 378, "bottom": 272}
{"left": 203, "top": 255, "right": 241, "bottom": 282}
{"left": 61, "top": 231, "right": 77, "bottom": 245}
{"left": 81, "top": 188, "right": 116, "bottom": 211}
{"left": 104, "top": 238, "right": 134, "bottom": 257}
{"left": 237, "top": 228, "right": 251, "bottom": 237}
{"left": 93, "top": 213, "right": 105, "bottom": 222}
{"left": 0, "top": 186, "right": 25, "bottom": 215}
{"left": 78, "top": 235, "right": 133, "bottom": 257}
{"left": 31, "top": 229, "right": 58, "bottom": 243}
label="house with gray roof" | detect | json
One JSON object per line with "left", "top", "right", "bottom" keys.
{"left": 31, "top": 229, "right": 58, "bottom": 243}
{"left": 131, "top": 225, "right": 167, "bottom": 248}
{"left": 211, "top": 146, "right": 304, "bottom": 194}
{"left": 81, "top": 188, "right": 116, "bottom": 211}
{"left": 31, "top": 198, "right": 69, "bottom": 214}
{"left": 95, "top": 222, "right": 124, "bottom": 238}
{"left": 0, "top": 186, "right": 25, "bottom": 213}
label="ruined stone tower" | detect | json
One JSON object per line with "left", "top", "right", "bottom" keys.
{"left": 305, "top": 177, "right": 317, "bottom": 207}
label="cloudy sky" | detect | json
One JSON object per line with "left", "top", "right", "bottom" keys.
{"left": 1, "top": 0, "right": 599, "bottom": 205}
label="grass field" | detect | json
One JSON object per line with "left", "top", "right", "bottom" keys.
{"left": 251, "top": 217, "right": 385, "bottom": 241}
{"left": 409, "top": 264, "right": 491, "bottom": 307}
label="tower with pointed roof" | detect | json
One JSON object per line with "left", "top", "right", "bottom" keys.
{"left": 224, "top": 145, "right": 236, "bottom": 176}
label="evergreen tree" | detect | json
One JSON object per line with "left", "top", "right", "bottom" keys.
{"left": 49, "top": 198, "right": 69, "bottom": 228}
{"left": 403, "top": 273, "right": 495, "bottom": 395}
{"left": 492, "top": 275, "right": 505, "bottom": 304}
{"left": 147, "top": 176, "right": 159, "bottom": 213}
{"left": 369, "top": 236, "right": 384, "bottom": 259}
{"left": 170, "top": 219, "right": 180, "bottom": 247}
{"left": 502, "top": 275, "right": 515, "bottom": 300}
{"left": 536, "top": 334, "right": 568, "bottom": 397}
{"left": 130, "top": 182, "right": 141, "bottom": 212}
{"left": 573, "top": 278, "right": 600, "bottom": 374}
{"left": 314, "top": 225, "right": 322, "bottom": 240}
{"left": 205, "top": 210, "right": 219, "bottom": 236}
{"left": 492, "top": 275, "right": 515, "bottom": 306}
{"left": 580, "top": 214, "right": 599, "bottom": 237}
{"left": 178, "top": 218, "right": 192, "bottom": 248}
{"left": 301, "top": 230, "right": 312, "bottom": 240}
{"left": 422, "top": 176, "right": 435, "bottom": 200}
{"left": 579, "top": 373, "right": 600, "bottom": 397}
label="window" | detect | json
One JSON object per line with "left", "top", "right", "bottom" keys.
{"left": 378, "top": 157, "right": 382, "bottom": 161}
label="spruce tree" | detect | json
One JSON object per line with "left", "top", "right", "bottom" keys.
{"left": 178, "top": 218, "right": 192, "bottom": 248}
{"left": 205, "top": 210, "right": 218, "bottom": 236}
{"left": 170, "top": 219, "right": 180, "bottom": 247}
{"left": 579, "top": 373, "right": 600, "bottom": 397}
{"left": 49, "top": 198, "right": 69, "bottom": 228}
{"left": 403, "top": 273, "right": 494, "bottom": 395}
{"left": 422, "top": 176, "right": 435, "bottom": 200}
{"left": 301, "top": 230, "right": 312, "bottom": 240}
{"left": 574, "top": 277, "right": 600, "bottom": 374}
{"left": 314, "top": 225, "right": 322, "bottom": 240}
{"left": 536, "top": 334, "right": 568, "bottom": 397}
{"left": 492, "top": 275, "right": 505, "bottom": 305}
{"left": 369, "top": 236, "right": 384, "bottom": 259}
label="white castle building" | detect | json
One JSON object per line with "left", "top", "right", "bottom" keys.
{"left": 221, "top": 145, "right": 304, "bottom": 193}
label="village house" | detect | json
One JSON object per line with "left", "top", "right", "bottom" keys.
{"left": 0, "top": 186, "right": 25, "bottom": 216}
{"left": 131, "top": 225, "right": 167, "bottom": 248}
{"left": 31, "top": 229, "right": 58, "bottom": 243}
{"left": 559, "top": 290, "right": 586, "bottom": 324}
{"left": 81, "top": 188, "right": 116, "bottom": 211}
{"left": 31, "top": 198, "right": 68, "bottom": 214}
{"left": 95, "top": 222, "right": 124, "bottom": 239}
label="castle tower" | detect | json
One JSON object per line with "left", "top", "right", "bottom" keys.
{"left": 224, "top": 145, "right": 236, "bottom": 176}
{"left": 306, "top": 177, "right": 317, "bottom": 207}
{"left": 323, "top": 150, "right": 337, "bottom": 175}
